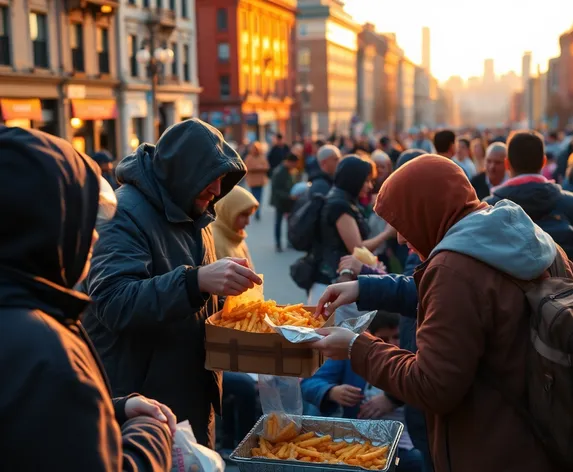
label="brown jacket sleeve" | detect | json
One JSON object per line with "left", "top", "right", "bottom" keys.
{"left": 351, "top": 260, "right": 487, "bottom": 414}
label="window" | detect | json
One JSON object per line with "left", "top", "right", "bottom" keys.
{"left": 128, "top": 34, "right": 138, "bottom": 77}
{"left": 171, "top": 42, "right": 178, "bottom": 78}
{"left": 217, "top": 43, "right": 230, "bottom": 62}
{"left": 219, "top": 75, "right": 230, "bottom": 99}
{"left": 142, "top": 0, "right": 149, "bottom": 7}
{"left": 128, "top": 0, "right": 135, "bottom": 4}
{"left": 216, "top": 8, "right": 227, "bottom": 31}
{"left": 0, "top": 7, "right": 10, "bottom": 66}
{"left": 97, "top": 27, "right": 110, "bottom": 74}
{"left": 29, "top": 12, "right": 48, "bottom": 68}
{"left": 169, "top": 0, "right": 176, "bottom": 12}
{"left": 156, "top": 0, "right": 163, "bottom": 8}
{"left": 181, "top": 0, "right": 188, "bottom": 17}
{"left": 183, "top": 44, "right": 190, "bottom": 82}
{"left": 70, "top": 23, "right": 84, "bottom": 72}
{"left": 298, "top": 48, "right": 310, "bottom": 70}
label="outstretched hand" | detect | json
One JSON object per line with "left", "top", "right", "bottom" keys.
{"left": 311, "top": 327, "right": 357, "bottom": 360}
{"left": 314, "top": 281, "right": 359, "bottom": 318}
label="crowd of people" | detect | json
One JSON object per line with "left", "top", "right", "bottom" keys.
{"left": 1, "top": 118, "right": 573, "bottom": 472}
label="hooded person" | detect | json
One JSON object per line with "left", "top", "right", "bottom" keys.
{"left": 83, "top": 119, "right": 262, "bottom": 449}
{"left": 312, "top": 155, "right": 570, "bottom": 472}
{"left": 212, "top": 185, "right": 259, "bottom": 264}
{"left": 0, "top": 126, "right": 175, "bottom": 471}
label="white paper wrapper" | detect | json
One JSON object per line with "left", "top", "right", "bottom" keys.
{"left": 264, "top": 310, "right": 378, "bottom": 343}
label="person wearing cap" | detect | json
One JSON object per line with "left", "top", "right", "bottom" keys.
{"left": 84, "top": 119, "right": 261, "bottom": 448}
{"left": 0, "top": 126, "right": 176, "bottom": 471}
{"left": 92, "top": 149, "right": 119, "bottom": 190}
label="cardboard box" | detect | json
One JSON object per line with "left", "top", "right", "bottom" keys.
{"left": 204, "top": 306, "right": 332, "bottom": 378}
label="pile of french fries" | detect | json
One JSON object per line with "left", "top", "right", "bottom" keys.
{"left": 250, "top": 414, "right": 389, "bottom": 470}
{"left": 214, "top": 300, "right": 326, "bottom": 333}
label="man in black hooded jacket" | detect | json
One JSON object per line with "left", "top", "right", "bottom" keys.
{"left": 0, "top": 126, "right": 173, "bottom": 471}
{"left": 485, "top": 130, "right": 573, "bottom": 259}
{"left": 84, "top": 119, "right": 261, "bottom": 448}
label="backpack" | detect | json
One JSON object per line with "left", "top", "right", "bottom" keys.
{"left": 494, "top": 252, "right": 573, "bottom": 467}
{"left": 287, "top": 193, "right": 325, "bottom": 252}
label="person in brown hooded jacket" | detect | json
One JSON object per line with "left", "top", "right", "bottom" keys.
{"left": 313, "top": 154, "right": 571, "bottom": 472}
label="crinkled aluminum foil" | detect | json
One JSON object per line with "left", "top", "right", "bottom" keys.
{"left": 230, "top": 414, "right": 403, "bottom": 472}
{"left": 264, "top": 311, "right": 378, "bottom": 343}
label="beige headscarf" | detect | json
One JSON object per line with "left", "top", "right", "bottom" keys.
{"left": 212, "top": 186, "right": 259, "bottom": 266}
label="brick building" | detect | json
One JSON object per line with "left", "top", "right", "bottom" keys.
{"left": 196, "top": 0, "right": 296, "bottom": 143}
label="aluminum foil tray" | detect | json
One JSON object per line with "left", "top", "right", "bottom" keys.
{"left": 229, "top": 414, "right": 403, "bottom": 472}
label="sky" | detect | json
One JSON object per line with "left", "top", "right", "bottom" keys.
{"left": 345, "top": 0, "right": 573, "bottom": 82}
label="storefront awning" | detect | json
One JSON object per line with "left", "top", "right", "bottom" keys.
{"left": 1, "top": 99, "right": 42, "bottom": 121}
{"left": 71, "top": 99, "right": 117, "bottom": 120}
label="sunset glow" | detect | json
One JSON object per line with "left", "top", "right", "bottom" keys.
{"left": 346, "top": 0, "right": 573, "bottom": 82}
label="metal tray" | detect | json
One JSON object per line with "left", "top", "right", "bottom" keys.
{"left": 229, "top": 414, "right": 403, "bottom": 472}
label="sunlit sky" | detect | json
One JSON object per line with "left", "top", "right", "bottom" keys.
{"left": 346, "top": 0, "right": 573, "bottom": 82}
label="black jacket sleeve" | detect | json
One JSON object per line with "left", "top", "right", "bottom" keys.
{"left": 8, "top": 366, "right": 172, "bottom": 472}
{"left": 88, "top": 208, "right": 210, "bottom": 333}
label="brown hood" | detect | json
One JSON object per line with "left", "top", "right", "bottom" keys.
{"left": 374, "top": 154, "right": 488, "bottom": 259}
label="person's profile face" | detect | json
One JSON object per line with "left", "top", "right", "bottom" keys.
{"left": 194, "top": 176, "right": 225, "bottom": 215}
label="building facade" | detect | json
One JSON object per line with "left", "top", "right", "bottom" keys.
{"left": 414, "top": 66, "right": 438, "bottom": 129}
{"left": 117, "top": 0, "right": 200, "bottom": 156}
{"left": 357, "top": 23, "right": 386, "bottom": 133}
{"left": 196, "top": 0, "right": 296, "bottom": 143}
{"left": 397, "top": 56, "right": 415, "bottom": 132}
{"left": 558, "top": 27, "right": 573, "bottom": 125}
{"left": 379, "top": 33, "right": 401, "bottom": 134}
{"left": 296, "top": 0, "right": 360, "bottom": 137}
{"left": 0, "top": 0, "right": 121, "bottom": 156}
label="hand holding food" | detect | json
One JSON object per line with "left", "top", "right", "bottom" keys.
{"left": 311, "top": 327, "right": 357, "bottom": 360}
{"left": 213, "top": 299, "right": 327, "bottom": 333}
{"left": 315, "top": 281, "right": 359, "bottom": 318}
{"left": 353, "top": 246, "right": 378, "bottom": 266}
{"left": 252, "top": 414, "right": 389, "bottom": 470}
{"left": 198, "top": 257, "right": 262, "bottom": 296}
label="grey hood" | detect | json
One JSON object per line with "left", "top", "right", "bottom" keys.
{"left": 431, "top": 200, "right": 556, "bottom": 280}
{"left": 116, "top": 118, "right": 246, "bottom": 223}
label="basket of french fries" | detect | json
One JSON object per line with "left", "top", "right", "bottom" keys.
{"left": 230, "top": 413, "right": 403, "bottom": 472}
{"left": 205, "top": 279, "right": 332, "bottom": 376}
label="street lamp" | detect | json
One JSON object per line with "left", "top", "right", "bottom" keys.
{"left": 136, "top": 40, "right": 174, "bottom": 141}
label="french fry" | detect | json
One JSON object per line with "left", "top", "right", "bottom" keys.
{"left": 214, "top": 298, "right": 327, "bottom": 333}
{"left": 251, "top": 428, "right": 390, "bottom": 468}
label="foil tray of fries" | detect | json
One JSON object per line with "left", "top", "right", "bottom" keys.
{"left": 230, "top": 415, "right": 403, "bottom": 472}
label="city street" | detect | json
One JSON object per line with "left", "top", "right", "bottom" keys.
{"left": 244, "top": 187, "right": 307, "bottom": 306}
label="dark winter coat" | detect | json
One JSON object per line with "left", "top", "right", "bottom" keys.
{"left": 0, "top": 126, "right": 171, "bottom": 471}
{"left": 84, "top": 119, "right": 245, "bottom": 448}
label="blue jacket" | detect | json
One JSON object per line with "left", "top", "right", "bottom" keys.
{"left": 301, "top": 359, "right": 365, "bottom": 418}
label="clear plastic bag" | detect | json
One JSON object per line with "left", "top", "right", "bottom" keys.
{"left": 258, "top": 375, "right": 303, "bottom": 442}
{"left": 171, "top": 421, "right": 225, "bottom": 472}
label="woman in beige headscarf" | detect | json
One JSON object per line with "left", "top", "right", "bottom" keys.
{"left": 212, "top": 185, "right": 259, "bottom": 266}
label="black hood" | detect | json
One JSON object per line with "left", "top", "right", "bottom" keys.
{"left": 493, "top": 181, "right": 562, "bottom": 220}
{"left": 0, "top": 126, "right": 100, "bottom": 315}
{"left": 116, "top": 119, "right": 246, "bottom": 224}
{"left": 333, "top": 156, "right": 372, "bottom": 199}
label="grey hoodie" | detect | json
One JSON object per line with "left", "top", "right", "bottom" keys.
{"left": 432, "top": 200, "right": 556, "bottom": 280}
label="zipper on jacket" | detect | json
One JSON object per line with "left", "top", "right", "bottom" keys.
{"left": 548, "top": 288, "right": 573, "bottom": 300}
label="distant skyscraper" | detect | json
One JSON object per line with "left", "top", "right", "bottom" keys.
{"left": 522, "top": 51, "right": 532, "bottom": 89}
{"left": 422, "top": 26, "right": 430, "bottom": 72}
{"left": 484, "top": 58, "right": 494, "bottom": 84}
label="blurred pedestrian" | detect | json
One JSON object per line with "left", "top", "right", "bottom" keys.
{"left": 470, "top": 137, "right": 486, "bottom": 173}
{"left": 470, "top": 142, "right": 507, "bottom": 200}
{"left": 266, "top": 133, "right": 290, "bottom": 177}
{"left": 270, "top": 153, "right": 299, "bottom": 252}
{"left": 92, "top": 149, "right": 119, "bottom": 190}
{"left": 454, "top": 137, "right": 477, "bottom": 179}
{"left": 243, "top": 141, "right": 269, "bottom": 220}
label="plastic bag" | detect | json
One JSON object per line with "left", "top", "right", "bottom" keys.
{"left": 222, "top": 274, "right": 264, "bottom": 315}
{"left": 258, "top": 375, "right": 303, "bottom": 442}
{"left": 171, "top": 421, "right": 225, "bottom": 472}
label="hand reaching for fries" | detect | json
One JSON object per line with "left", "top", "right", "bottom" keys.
{"left": 252, "top": 413, "right": 389, "bottom": 469}
{"left": 214, "top": 299, "right": 326, "bottom": 333}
